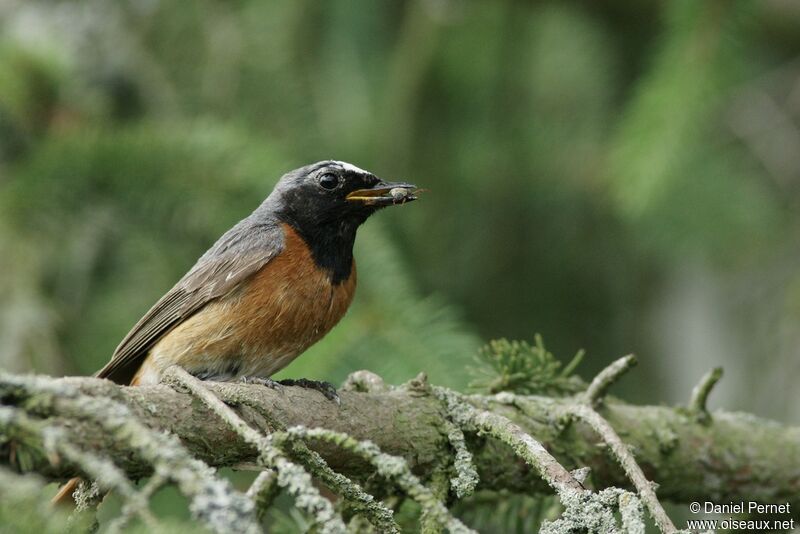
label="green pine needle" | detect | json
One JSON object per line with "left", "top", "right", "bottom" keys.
{"left": 469, "top": 334, "right": 585, "bottom": 395}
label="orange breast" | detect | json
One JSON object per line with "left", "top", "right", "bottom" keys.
{"left": 231, "top": 224, "right": 357, "bottom": 366}
{"left": 134, "top": 224, "right": 356, "bottom": 384}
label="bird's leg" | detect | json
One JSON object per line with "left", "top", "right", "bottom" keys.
{"left": 277, "top": 378, "right": 339, "bottom": 403}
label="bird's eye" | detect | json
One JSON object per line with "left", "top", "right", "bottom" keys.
{"left": 318, "top": 173, "right": 339, "bottom": 190}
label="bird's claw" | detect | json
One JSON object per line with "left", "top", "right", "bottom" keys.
{"left": 237, "top": 376, "right": 339, "bottom": 404}
{"left": 278, "top": 378, "right": 340, "bottom": 404}
{"left": 238, "top": 376, "right": 283, "bottom": 390}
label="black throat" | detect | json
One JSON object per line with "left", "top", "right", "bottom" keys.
{"left": 280, "top": 215, "right": 360, "bottom": 285}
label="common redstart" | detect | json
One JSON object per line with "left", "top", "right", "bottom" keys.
{"left": 52, "top": 160, "right": 417, "bottom": 503}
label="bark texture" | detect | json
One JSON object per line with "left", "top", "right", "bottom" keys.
{"left": 2, "top": 374, "right": 799, "bottom": 506}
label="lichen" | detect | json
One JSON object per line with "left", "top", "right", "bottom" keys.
{"left": 430, "top": 385, "right": 582, "bottom": 497}
{"left": 540, "top": 488, "right": 645, "bottom": 534}
{"left": 443, "top": 419, "right": 479, "bottom": 499}
{"left": 280, "top": 438, "right": 398, "bottom": 533}
{"left": 163, "top": 366, "right": 345, "bottom": 533}
{"left": 2, "top": 372, "right": 260, "bottom": 534}
{"left": 283, "top": 426, "right": 475, "bottom": 534}
{"left": 246, "top": 469, "right": 279, "bottom": 520}
{"left": 1, "top": 365, "right": 792, "bottom": 534}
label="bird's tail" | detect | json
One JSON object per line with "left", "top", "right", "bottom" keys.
{"left": 51, "top": 476, "right": 81, "bottom": 505}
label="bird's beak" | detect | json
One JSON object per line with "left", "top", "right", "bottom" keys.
{"left": 346, "top": 180, "right": 419, "bottom": 207}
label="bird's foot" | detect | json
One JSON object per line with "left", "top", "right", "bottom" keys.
{"left": 238, "top": 376, "right": 283, "bottom": 390}
{"left": 278, "top": 378, "right": 339, "bottom": 404}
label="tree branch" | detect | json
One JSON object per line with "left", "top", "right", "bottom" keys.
{"left": 2, "top": 372, "right": 799, "bottom": 507}
{"left": 688, "top": 367, "right": 723, "bottom": 423}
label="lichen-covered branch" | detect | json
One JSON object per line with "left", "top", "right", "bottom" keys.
{"left": 162, "top": 366, "right": 347, "bottom": 534}
{"left": 567, "top": 404, "right": 675, "bottom": 534}
{"left": 1, "top": 373, "right": 259, "bottom": 534}
{"left": 429, "top": 384, "right": 583, "bottom": 496}
{"left": 582, "top": 354, "right": 637, "bottom": 406}
{"left": 246, "top": 470, "right": 279, "bottom": 520}
{"left": 441, "top": 419, "right": 478, "bottom": 499}
{"left": 568, "top": 356, "right": 676, "bottom": 533}
{"left": 165, "top": 366, "right": 401, "bottom": 533}
{"left": 2, "top": 372, "right": 799, "bottom": 507}
{"left": 688, "top": 367, "right": 723, "bottom": 422}
{"left": 280, "top": 426, "right": 474, "bottom": 533}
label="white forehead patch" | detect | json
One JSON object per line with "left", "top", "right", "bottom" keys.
{"left": 334, "top": 161, "right": 370, "bottom": 175}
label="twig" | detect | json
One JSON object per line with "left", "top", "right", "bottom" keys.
{"left": 162, "top": 367, "right": 267, "bottom": 449}
{"left": 583, "top": 354, "right": 637, "bottom": 405}
{"left": 138, "top": 472, "right": 168, "bottom": 502}
{"left": 268, "top": 452, "right": 346, "bottom": 534}
{"left": 431, "top": 386, "right": 583, "bottom": 497}
{"left": 2, "top": 406, "right": 156, "bottom": 528}
{"left": 281, "top": 426, "right": 476, "bottom": 534}
{"left": 42, "top": 429, "right": 141, "bottom": 503}
{"left": 47, "top": 433, "right": 158, "bottom": 532}
{"left": 405, "top": 364, "right": 479, "bottom": 501}
{"left": 1, "top": 372, "right": 259, "bottom": 534}
{"left": 571, "top": 357, "right": 676, "bottom": 532}
{"left": 65, "top": 398, "right": 256, "bottom": 534}
{"left": 420, "top": 466, "right": 449, "bottom": 534}
{"left": 162, "top": 366, "right": 347, "bottom": 534}
{"left": 688, "top": 367, "right": 723, "bottom": 421}
{"left": 109, "top": 472, "right": 168, "bottom": 532}
{"left": 284, "top": 440, "right": 399, "bottom": 533}
{"left": 569, "top": 404, "right": 677, "bottom": 534}
{"left": 469, "top": 407, "right": 584, "bottom": 496}
{"left": 209, "top": 378, "right": 398, "bottom": 531}
{"left": 246, "top": 469, "right": 279, "bottom": 521}
{"left": 442, "top": 419, "right": 478, "bottom": 499}
{"left": 433, "top": 384, "right": 650, "bottom": 533}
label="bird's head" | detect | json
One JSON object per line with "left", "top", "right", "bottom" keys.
{"left": 267, "top": 160, "right": 419, "bottom": 231}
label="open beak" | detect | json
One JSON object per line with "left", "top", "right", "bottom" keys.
{"left": 346, "top": 180, "right": 419, "bottom": 207}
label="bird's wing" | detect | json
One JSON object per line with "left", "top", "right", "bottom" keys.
{"left": 96, "top": 221, "right": 284, "bottom": 385}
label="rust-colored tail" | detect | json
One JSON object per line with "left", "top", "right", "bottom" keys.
{"left": 51, "top": 476, "right": 81, "bottom": 505}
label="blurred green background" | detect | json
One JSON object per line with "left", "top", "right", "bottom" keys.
{"left": 2, "top": 0, "right": 800, "bottom": 424}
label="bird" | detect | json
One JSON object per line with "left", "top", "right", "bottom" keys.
{"left": 52, "top": 160, "right": 418, "bottom": 504}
